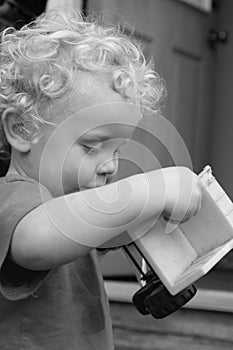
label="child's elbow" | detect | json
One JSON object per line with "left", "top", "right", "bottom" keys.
{"left": 10, "top": 217, "right": 53, "bottom": 271}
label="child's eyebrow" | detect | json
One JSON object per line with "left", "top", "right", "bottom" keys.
{"left": 78, "top": 131, "right": 130, "bottom": 147}
{"left": 79, "top": 132, "right": 113, "bottom": 143}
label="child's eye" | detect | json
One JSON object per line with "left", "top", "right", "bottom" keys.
{"left": 82, "top": 144, "right": 101, "bottom": 155}
{"left": 114, "top": 148, "right": 121, "bottom": 157}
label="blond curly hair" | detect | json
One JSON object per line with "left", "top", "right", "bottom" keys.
{"left": 0, "top": 10, "right": 166, "bottom": 157}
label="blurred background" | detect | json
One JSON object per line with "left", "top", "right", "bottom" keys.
{"left": 0, "top": 1, "right": 233, "bottom": 348}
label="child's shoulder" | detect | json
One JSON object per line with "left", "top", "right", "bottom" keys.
{"left": 0, "top": 173, "right": 41, "bottom": 192}
{"left": 1, "top": 173, "right": 36, "bottom": 184}
{"left": 0, "top": 173, "right": 52, "bottom": 208}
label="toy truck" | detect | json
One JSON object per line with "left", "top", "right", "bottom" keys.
{"left": 123, "top": 166, "right": 233, "bottom": 318}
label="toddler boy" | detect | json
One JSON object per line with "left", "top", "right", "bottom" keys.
{"left": 0, "top": 10, "right": 202, "bottom": 350}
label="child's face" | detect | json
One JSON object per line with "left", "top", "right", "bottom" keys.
{"left": 24, "top": 80, "right": 141, "bottom": 196}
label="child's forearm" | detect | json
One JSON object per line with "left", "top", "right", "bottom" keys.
{"left": 10, "top": 171, "right": 166, "bottom": 270}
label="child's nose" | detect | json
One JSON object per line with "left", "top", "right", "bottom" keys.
{"left": 97, "top": 157, "right": 118, "bottom": 176}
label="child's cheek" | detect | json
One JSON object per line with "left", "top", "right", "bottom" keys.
{"left": 77, "top": 162, "right": 95, "bottom": 188}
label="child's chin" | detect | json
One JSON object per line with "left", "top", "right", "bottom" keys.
{"left": 63, "top": 186, "right": 81, "bottom": 194}
{"left": 79, "top": 186, "right": 92, "bottom": 191}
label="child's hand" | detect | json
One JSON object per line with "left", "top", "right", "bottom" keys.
{"left": 162, "top": 167, "right": 202, "bottom": 224}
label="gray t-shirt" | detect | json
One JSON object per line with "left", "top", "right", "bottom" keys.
{"left": 0, "top": 174, "right": 114, "bottom": 350}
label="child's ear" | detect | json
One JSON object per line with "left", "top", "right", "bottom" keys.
{"left": 2, "top": 108, "right": 31, "bottom": 153}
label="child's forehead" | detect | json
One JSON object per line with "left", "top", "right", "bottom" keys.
{"left": 42, "top": 101, "right": 140, "bottom": 148}
{"left": 78, "top": 122, "right": 136, "bottom": 142}
{"left": 50, "top": 76, "right": 141, "bottom": 130}
{"left": 65, "top": 102, "right": 140, "bottom": 135}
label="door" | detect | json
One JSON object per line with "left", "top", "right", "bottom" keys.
{"left": 209, "top": 0, "right": 233, "bottom": 199}
{"left": 206, "top": 0, "right": 233, "bottom": 280}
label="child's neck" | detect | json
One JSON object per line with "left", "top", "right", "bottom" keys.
{"left": 6, "top": 160, "right": 27, "bottom": 177}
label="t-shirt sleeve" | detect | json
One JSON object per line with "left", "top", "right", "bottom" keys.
{"left": 0, "top": 176, "right": 53, "bottom": 300}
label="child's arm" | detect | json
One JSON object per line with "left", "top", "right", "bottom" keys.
{"left": 10, "top": 167, "right": 202, "bottom": 271}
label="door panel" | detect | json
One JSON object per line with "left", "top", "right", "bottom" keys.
{"left": 170, "top": 48, "right": 201, "bottom": 157}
